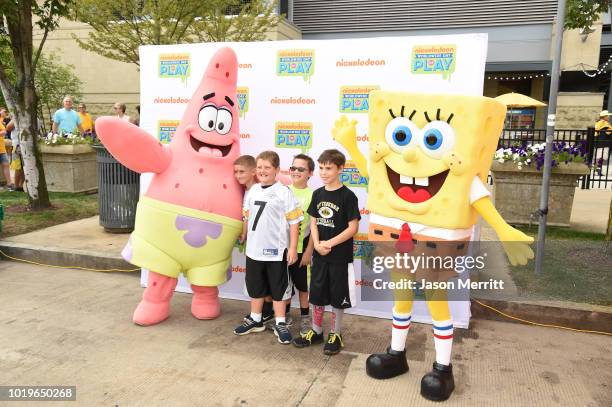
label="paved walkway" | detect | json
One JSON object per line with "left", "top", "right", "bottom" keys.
{"left": 1, "top": 262, "right": 610, "bottom": 406}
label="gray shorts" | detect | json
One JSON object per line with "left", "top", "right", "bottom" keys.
{"left": 0, "top": 153, "right": 8, "bottom": 164}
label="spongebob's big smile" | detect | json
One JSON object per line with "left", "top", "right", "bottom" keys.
{"left": 386, "top": 165, "right": 449, "bottom": 203}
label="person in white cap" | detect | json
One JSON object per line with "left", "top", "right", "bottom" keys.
{"left": 595, "top": 110, "right": 612, "bottom": 136}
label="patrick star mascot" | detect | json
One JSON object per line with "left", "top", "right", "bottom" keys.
{"left": 96, "top": 47, "right": 244, "bottom": 326}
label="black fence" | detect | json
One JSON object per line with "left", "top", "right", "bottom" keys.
{"left": 493, "top": 127, "right": 611, "bottom": 189}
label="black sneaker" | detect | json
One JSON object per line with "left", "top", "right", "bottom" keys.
{"left": 243, "top": 311, "right": 274, "bottom": 323}
{"left": 233, "top": 315, "right": 265, "bottom": 335}
{"left": 323, "top": 332, "right": 344, "bottom": 355}
{"left": 293, "top": 329, "right": 324, "bottom": 348}
{"left": 273, "top": 322, "right": 292, "bottom": 344}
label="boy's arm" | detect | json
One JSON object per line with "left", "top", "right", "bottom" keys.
{"left": 287, "top": 223, "right": 299, "bottom": 265}
{"left": 325, "top": 219, "right": 359, "bottom": 248}
{"left": 311, "top": 217, "right": 331, "bottom": 256}
{"left": 300, "top": 234, "right": 315, "bottom": 266}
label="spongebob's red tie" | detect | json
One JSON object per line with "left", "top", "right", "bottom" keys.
{"left": 395, "top": 223, "right": 414, "bottom": 253}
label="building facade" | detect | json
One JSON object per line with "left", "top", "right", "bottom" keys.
{"left": 36, "top": 0, "right": 609, "bottom": 130}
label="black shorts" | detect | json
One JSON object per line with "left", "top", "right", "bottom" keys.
{"left": 288, "top": 252, "right": 308, "bottom": 293}
{"left": 309, "top": 260, "right": 354, "bottom": 309}
{"left": 245, "top": 254, "right": 291, "bottom": 301}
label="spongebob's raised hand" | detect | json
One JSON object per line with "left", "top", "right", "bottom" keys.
{"left": 332, "top": 116, "right": 358, "bottom": 150}
{"left": 498, "top": 226, "right": 534, "bottom": 266}
{"left": 332, "top": 116, "right": 368, "bottom": 177}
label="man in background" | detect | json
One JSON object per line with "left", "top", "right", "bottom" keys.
{"left": 78, "top": 103, "right": 94, "bottom": 135}
{"left": 52, "top": 96, "right": 83, "bottom": 135}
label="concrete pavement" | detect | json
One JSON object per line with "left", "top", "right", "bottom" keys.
{"left": 1, "top": 261, "right": 611, "bottom": 406}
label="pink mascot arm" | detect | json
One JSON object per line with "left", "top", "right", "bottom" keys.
{"left": 95, "top": 117, "right": 172, "bottom": 174}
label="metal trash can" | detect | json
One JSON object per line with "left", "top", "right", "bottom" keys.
{"left": 94, "top": 145, "right": 140, "bottom": 233}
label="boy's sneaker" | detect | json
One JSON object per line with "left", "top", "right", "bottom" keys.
{"left": 323, "top": 332, "right": 344, "bottom": 355}
{"left": 293, "top": 329, "right": 324, "bottom": 348}
{"left": 243, "top": 311, "right": 274, "bottom": 323}
{"left": 299, "top": 315, "right": 312, "bottom": 336}
{"left": 273, "top": 322, "right": 293, "bottom": 344}
{"left": 234, "top": 315, "right": 265, "bottom": 335}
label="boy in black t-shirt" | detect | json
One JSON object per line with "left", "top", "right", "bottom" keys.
{"left": 293, "top": 149, "right": 360, "bottom": 355}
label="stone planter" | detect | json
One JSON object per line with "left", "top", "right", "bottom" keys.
{"left": 40, "top": 144, "right": 97, "bottom": 193}
{"left": 491, "top": 161, "right": 589, "bottom": 227}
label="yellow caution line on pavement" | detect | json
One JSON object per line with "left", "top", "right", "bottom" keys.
{"left": 473, "top": 299, "right": 612, "bottom": 337}
{"left": 0, "top": 248, "right": 140, "bottom": 273}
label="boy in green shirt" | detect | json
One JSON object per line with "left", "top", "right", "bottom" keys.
{"left": 288, "top": 154, "right": 315, "bottom": 335}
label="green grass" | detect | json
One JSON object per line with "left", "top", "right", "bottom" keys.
{"left": 509, "top": 239, "right": 611, "bottom": 306}
{"left": 0, "top": 190, "right": 98, "bottom": 237}
{"left": 514, "top": 224, "right": 605, "bottom": 241}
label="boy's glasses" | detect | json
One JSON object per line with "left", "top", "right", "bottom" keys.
{"left": 289, "top": 166, "right": 307, "bottom": 173}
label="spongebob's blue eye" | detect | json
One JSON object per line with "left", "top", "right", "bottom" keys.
{"left": 392, "top": 126, "right": 412, "bottom": 146}
{"left": 423, "top": 128, "right": 443, "bottom": 150}
{"left": 385, "top": 117, "right": 418, "bottom": 153}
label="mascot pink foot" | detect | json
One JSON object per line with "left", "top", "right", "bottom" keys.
{"left": 133, "top": 271, "right": 177, "bottom": 326}
{"left": 96, "top": 47, "right": 244, "bottom": 326}
{"left": 190, "top": 286, "right": 221, "bottom": 320}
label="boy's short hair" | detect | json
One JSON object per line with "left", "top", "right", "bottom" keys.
{"left": 293, "top": 153, "right": 315, "bottom": 172}
{"left": 234, "top": 155, "right": 256, "bottom": 168}
{"left": 317, "top": 149, "right": 346, "bottom": 168}
{"left": 256, "top": 151, "right": 280, "bottom": 168}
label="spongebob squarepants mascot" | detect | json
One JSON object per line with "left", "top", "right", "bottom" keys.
{"left": 333, "top": 92, "right": 534, "bottom": 402}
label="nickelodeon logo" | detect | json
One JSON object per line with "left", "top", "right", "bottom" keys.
{"left": 353, "top": 233, "right": 373, "bottom": 259}
{"left": 339, "top": 85, "right": 380, "bottom": 113}
{"left": 240, "top": 133, "right": 251, "bottom": 139}
{"left": 411, "top": 44, "right": 456, "bottom": 80}
{"left": 359, "top": 208, "right": 370, "bottom": 215}
{"left": 158, "top": 53, "right": 190, "bottom": 82}
{"left": 231, "top": 265, "right": 246, "bottom": 273}
{"left": 275, "top": 121, "right": 312, "bottom": 152}
{"left": 236, "top": 87, "right": 249, "bottom": 118}
{"left": 355, "top": 279, "right": 374, "bottom": 287}
{"left": 336, "top": 58, "right": 386, "bottom": 68}
{"left": 239, "top": 63, "right": 253, "bottom": 69}
{"left": 158, "top": 120, "right": 180, "bottom": 144}
{"left": 341, "top": 161, "right": 368, "bottom": 188}
{"left": 277, "top": 49, "right": 315, "bottom": 81}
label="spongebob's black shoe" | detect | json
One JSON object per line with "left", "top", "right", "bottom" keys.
{"left": 421, "top": 362, "right": 455, "bottom": 402}
{"left": 365, "top": 347, "right": 409, "bottom": 379}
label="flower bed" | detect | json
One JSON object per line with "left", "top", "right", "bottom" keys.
{"left": 39, "top": 133, "right": 97, "bottom": 193}
{"left": 491, "top": 141, "right": 589, "bottom": 227}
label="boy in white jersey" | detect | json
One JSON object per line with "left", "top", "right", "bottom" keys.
{"left": 234, "top": 155, "right": 274, "bottom": 324}
{"left": 233, "top": 151, "right": 303, "bottom": 344}
{"left": 288, "top": 154, "right": 315, "bottom": 335}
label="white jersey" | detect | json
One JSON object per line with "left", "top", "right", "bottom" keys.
{"left": 243, "top": 182, "right": 303, "bottom": 261}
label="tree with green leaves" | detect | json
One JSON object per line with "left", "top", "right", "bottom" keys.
{"left": 566, "top": 0, "right": 611, "bottom": 30}
{"left": 74, "top": 0, "right": 280, "bottom": 66}
{"left": 34, "top": 52, "right": 83, "bottom": 135}
{"left": 0, "top": 0, "right": 73, "bottom": 209}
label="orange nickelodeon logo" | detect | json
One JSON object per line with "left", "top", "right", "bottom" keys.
{"left": 359, "top": 208, "right": 370, "bottom": 215}
{"left": 231, "top": 265, "right": 246, "bottom": 273}
{"left": 336, "top": 58, "right": 386, "bottom": 68}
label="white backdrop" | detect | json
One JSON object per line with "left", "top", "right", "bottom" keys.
{"left": 138, "top": 35, "right": 489, "bottom": 328}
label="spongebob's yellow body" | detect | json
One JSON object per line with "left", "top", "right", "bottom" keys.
{"left": 334, "top": 92, "right": 534, "bottom": 400}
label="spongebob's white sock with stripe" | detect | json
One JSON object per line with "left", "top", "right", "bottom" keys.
{"left": 433, "top": 319, "right": 454, "bottom": 365}
{"left": 390, "top": 308, "right": 411, "bottom": 352}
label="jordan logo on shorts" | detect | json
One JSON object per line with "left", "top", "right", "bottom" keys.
{"left": 341, "top": 297, "right": 349, "bottom": 306}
